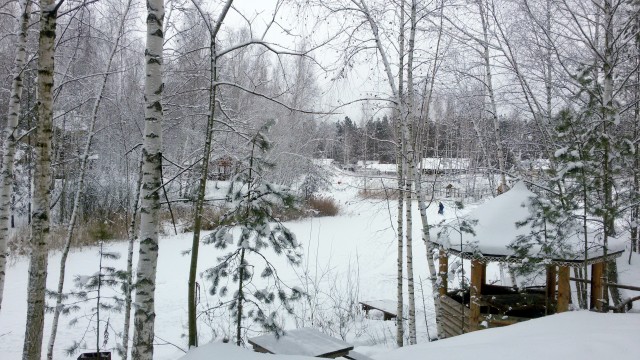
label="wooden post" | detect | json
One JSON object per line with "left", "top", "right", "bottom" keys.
{"left": 469, "top": 260, "right": 485, "bottom": 331}
{"left": 546, "top": 265, "right": 557, "bottom": 305}
{"left": 590, "top": 262, "right": 604, "bottom": 311}
{"left": 438, "top": 249, "right": 448, "bottom": 297}
{"left": 557, "top": 266, "right": 570, "bottom": 313}
{"left": 481, "top": 264, "right": 487, "bottom": 291}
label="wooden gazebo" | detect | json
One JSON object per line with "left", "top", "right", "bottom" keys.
{"left": 432, "top": 182, "right": 625, "bottom": 338}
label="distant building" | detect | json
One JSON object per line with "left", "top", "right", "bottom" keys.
{"left": 312, "top": 158, "right": 335, "bottom": 166}
{"left": 364, "top": 163, "right": 397, "bottom": 175}
{"left": 356, "top": 160, "right": 380, "bottom": 168}
{"left": 210, "top": 155, "right": 239, "bottom": 181}
{"left": 420, "top": 157, "right": 470, "bottom": 174}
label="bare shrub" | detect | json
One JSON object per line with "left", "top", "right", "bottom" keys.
{"left": 307, "top": 195, "right": 339, "bottom": 217}
{"left": 293, "top": 254, "right": 366, "bottom": 342}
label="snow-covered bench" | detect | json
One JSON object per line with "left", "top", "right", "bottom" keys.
{"left": 248, "top": 328, "right": 353, "bottom": 358}
{"left": 359, "top": 300, "right": 401, "bottom": 321}
{"left": 344, "top": 350, "right": 375, "bottom": 360}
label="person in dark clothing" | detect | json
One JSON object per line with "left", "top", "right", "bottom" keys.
{"left": 438, "top": 201, "right": 444, "bottom": 215}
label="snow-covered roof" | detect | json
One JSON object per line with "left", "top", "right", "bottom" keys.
{"left": 312, "top": 158, "right": 335, "bottom": 166}
{"left": 360, "top": 299, "right": 406, "bottom": 315}
{"left": 420, "top": 158, "right": 470, "bottom": 170}
{"left": 364, "top": 163, "right": 397, "bottom": 172}
{"left": 179, "top": 342, "right": 315, "bottom": 360}
{"left": 357, "top": 160, "right": 379, "bottom": 166}
{"left": 431, "top": 182, "right": 625, "bottom": 265}
{"left": 248, "top": 328, "right": 353, "bottom": 357}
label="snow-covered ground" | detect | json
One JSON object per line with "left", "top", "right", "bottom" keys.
{"left": 1, "top": 171, "right": 639, "bottom": 359}
{"left": 179, "top": 311, "right": 640, "bottom": 360}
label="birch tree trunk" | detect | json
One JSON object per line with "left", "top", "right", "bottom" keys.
{"left": 477, "top": 0, "right": 507, "bottom": 189}
{"left": 0, "top": 0, "right": 32, "bottom": 312}
{"left": 632, "top": 0, "right": 640, "bottom": 256}
{"left": 131, "top": 0, "right": 164, "bottom": 357}
{"left": 46, "top": 2, "right": 133, "bottom": 357}
{"left": 122, "top": 155, "right": 143, "bottom": 360}
{"left": 394, "top": 1, "right": 405, "bottom": 347}
{"left": 412, "top": 0, "right": 445, "bottom": 339}
{"left": 22, "top": 0, "right": 57, "bottom": 358}
{"left": 404, "top": 0, "right": 418, "bottom": 345}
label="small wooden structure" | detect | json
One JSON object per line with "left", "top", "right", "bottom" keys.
{"left": 77, "top": 352, "right": 111, "bottom": 360}
{"left": 433, "top": 182, "right": 625, "bottom": 338}
{"left": 359, "top": 300, "right": 400, "bottom": 320}
{"left": 248, "top": 328, "right": 353, "bottom": 358}
{"left": 420, "top": 157, "right": 470, "bottom": 175}
{"left": 210, "top": 155, "right": 238, "bottom": 181}
{"left": 445, "top": 183, "right": 461, "bottom": 198}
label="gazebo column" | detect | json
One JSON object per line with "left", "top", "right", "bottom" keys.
{"left": 557, "top": 266, "right": 570, "bottom": 313}
{"left": 469, "top": 260, "right": 485, "bottom": 331}
{"left": 590, "top": 262, "right": 604, "bottom": 311}
{"left": 438, "top": 248, "right": 448, "bottom": 296}
{"left": 546, "top": 265, "right": 557, "bottom": 307}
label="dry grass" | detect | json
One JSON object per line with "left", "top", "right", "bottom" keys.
{"left": 263, "top": 195, "right": 342, "bottom": 221}
{"left": 7, "top": 195, "right": 341, "bottom": 256}
{"left": 8, "top": 213, "right": 131, "bottom": 256}
{"left": 306, "top": 195, "right": 340, "bottom": 217}
{"left": 179, "top": 206, "right": 227, "bottom": 232}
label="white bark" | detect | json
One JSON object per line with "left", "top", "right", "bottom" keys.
{"left": 122, "top": 155, "right": 143, "bottom": 360}
{"left": 412, "top": 0, "right": 445, "bottom": 339}
{"left": 404, "top": 0, "right": 418, "bottom": 345}
{"left": 395, "top": 1, "right": 405, "bottom": 347}
{"left": 477, "top": 0, "right": 507, "bottom": 188}
{"left": 22, "top": 1, "right": 56, "bottom": 358}
{"left": 132, "top": 0, "right": 164, "bottom": 358}
{"left": 0, "top": 0, "right": 31, "bottom": 313}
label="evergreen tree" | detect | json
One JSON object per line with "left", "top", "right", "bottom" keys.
{"left": 203, "top": 122, "right": 303, "bottom": 345}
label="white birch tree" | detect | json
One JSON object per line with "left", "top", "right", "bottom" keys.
{"left": 131, "top": 0, "right": 164, "bottom": 357}
{"left": 0, "top": 0, "right": 32, "bottom": 313}
{"left": 22, "top": 0, "right": 58, "bottom": 358}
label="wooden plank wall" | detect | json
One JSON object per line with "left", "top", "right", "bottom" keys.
{"left": 440, "top": 295, "right": 470, "bottom": 338}
{"left": 440, "top": 295, "right": 531, "bottom": 338}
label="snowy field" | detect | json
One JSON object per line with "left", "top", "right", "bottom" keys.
{"left": 1, "top": 171, "right": 639, "bottom": 359}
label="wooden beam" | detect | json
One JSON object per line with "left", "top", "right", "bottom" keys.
{"left": 438, "top": 248, "right": 448, "bottom": 297}
{"left": 469, "top": 260, "right": 485, "bottom": 331}
{"left": 591, "top": 262, "right": 604, "bottom": 311}
{"left": 570, "top": 277, "right": 640, "bottom": 292}
{"left": 557, "top": 266, "right": 570, "bottom": 312}
{"left": 546, "top": 265, "right": 557, "bottom": 304}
